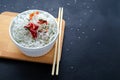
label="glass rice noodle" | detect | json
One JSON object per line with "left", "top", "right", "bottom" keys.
{"left": 11, "top": 10, "right": 57, "bottom": 48}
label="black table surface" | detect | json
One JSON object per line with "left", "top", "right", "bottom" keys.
{"left": 0, "top": 0, "right": 120, "bottom": 80}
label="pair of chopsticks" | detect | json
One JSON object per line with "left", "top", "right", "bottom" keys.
{"left": 51, "top": 7, "right": 63, "bottom": 76}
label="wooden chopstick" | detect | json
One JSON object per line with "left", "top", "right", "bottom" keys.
{"left": 56, "top": 7, "right": 63, "bottom": 75}
{"left": 51, "top": 7, "right": 62, "bottom": 76}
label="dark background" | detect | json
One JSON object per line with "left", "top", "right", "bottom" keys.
{"left": 0, "top": 0, "right": 120, "bottom": 80}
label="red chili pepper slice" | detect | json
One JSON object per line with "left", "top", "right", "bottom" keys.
{"left": 37, "top": 19, "right": 48, "bottom": 25}
{"left": 24, "top": 23, "right": 39, "bottom": 39}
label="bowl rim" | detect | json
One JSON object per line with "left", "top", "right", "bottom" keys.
{"left": 9, "top": 9, "right": 59, "bottom": 50}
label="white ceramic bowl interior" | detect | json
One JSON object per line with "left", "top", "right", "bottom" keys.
{"left": 9, "top": 10, "right": 58, "bottom": 57}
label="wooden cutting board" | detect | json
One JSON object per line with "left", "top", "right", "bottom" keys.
{"left": 0, "top": 11, "right": 65, "bottom": 64}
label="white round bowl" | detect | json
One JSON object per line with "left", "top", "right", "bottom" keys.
{"left": 9, "top": 10, "right": 58, "bottom": 57}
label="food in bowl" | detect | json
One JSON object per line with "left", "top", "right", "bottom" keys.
{"left": 9, "top": 10, "right": 58, "bottom": 57}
